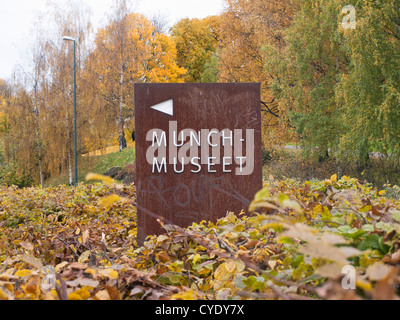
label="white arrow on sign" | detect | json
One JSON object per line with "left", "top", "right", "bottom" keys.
{"left": 150, "top": 99, "right": 174, "bottom": 116}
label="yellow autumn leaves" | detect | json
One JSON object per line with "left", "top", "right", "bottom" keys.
{"left": 214, "top": 259, "right": 245, "bottom": 285}
{"left": 65, "top": 267, "right": 119, "bottom": 300}
{"left": 85, "top": 173, "right": 131, "bottom": 208}
{"left": 2, "top": 174, "right": 400, "bottom": 300}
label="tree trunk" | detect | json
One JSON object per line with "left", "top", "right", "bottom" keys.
{"left": 33, "top": 102, "right": 44, "bottom": 188}
{"left": 337, "top": 161, "right": 342, "bottom": 181}
{"left": 118, "top": 54, "right": 126, "bottom": 152}
{"left": 35, "top": 112, "right": 44, "bottom": 188}
{"left": 38, "top": 158, "right": 44, "bottom": 188}
{"left": 119, "top": 134, "right": 127, "bottom": 151}
{"left": 68, "top": 150, "right": 73, "bottom": 186}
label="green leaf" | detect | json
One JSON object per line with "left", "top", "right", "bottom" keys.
{"left": 345, "top": 229, "right": 366, "bottom": 240}
{"left": 278, "top": 237, "right": 296, "bottom": 244}
{"left": 278, "top": 193, "right": 290, "bottom": 204}
{"left": 254, "top": 188, "right": 269, "bottom": 202}
{"left": 168, "top": 273, "right": 182, "bottom": 284}
{"left": 357, "top": 234, "right": 382, "bottom": 251}
{"left": 234, "top": 274, "right": 247, "bottom": 290}
{"left": 338, "top": 225, "right": 358, "bottom": 234}
{"left": 378, "top": 237, "right": 390, "bottom": 254}
{"left": 362, "top": 224, "right": 375, "bottom": 232}
{"left": 242, "top": 276, "right": 265, "bottom": 291}
{"left": 392, "top": 211, "right": 400, "bottom": 223}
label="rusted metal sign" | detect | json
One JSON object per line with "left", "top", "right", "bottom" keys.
{"left": 134, "top": 83, "right": 262, "bottom": 244}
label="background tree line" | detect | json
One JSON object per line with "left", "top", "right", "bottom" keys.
{"left": 0, "top": 0, "right": 399, "bottom": 187}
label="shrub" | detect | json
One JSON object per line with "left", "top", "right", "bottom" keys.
{"left": 0, "top": 164, "right": 34, "bottom": 188}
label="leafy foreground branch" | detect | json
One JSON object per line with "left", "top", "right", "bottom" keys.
{"left": 1, "top": 175, "right": 400, "bottom": 300}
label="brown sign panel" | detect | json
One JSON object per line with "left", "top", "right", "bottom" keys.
{"left": 134, "top": 83, "right": 262, "bottom": 244}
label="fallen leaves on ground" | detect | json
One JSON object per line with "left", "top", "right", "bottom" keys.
{"left": 1, "top": 176, "right": 400, "bottom": 300}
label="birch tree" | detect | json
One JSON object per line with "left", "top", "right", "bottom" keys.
{"left": 85, "top": 2, "right": 186, "bottom": 152}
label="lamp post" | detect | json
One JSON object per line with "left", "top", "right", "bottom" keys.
{"left": 63, "top": 36, "right": 78, "bottom": 187}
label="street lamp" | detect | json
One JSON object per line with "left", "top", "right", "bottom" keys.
{"left": 63, "top": 36, "right": 78, "bottom": 187}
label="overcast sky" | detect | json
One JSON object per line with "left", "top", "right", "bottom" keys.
{"left": 0, "top": 0, "right": 224, "bottom": 80}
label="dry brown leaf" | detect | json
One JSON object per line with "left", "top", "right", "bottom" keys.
{"left": 78, "top": 251, "right": 91, "bottom": 263}
{"left": 390, "top": 250, "right": 400, "bottom": 264}
{"left": 319, "top": 232, "right": 348, "bottom": 245}
{"left": 17, "top": 254, "right": 43, "bottom": 271}
{"left": 367, "top": 262, "right": 394, "bottom": 281}
{"left": 69, "top": 263, "right": 88, "bottom": 271}
{"left": 106, "top": 286, "right": 121, "bottom": 300}
{"left": 299, "top": 243, "right": 348, "bottom": 264}
{"left": 66, "top": 278, "right": 99, "bottom": 288}
{"left": 156, "top": 252, "right": 171, "bottom": 263}
{"left": 339, "top": 247, "right": 363, "bottom": 259}
{"left": 373, "top": 278, "right": 396, "bottom": 300}
{"left": 316, "top": 263, "right": 344, "bottom": 279}
{"left": 20, "top": 241, "right": 34, "bottom": 251}
{"left": 55, "top": 262, "right": 69, "bottom": 273}
{"left": 130, "top": 287, "right": 145, "bottom": 296}
{"left": 95, "top": 290, "right": 111, "bottom": 300}
{"left": 98, "top": 269, "right": 119, "bottom": 280}
{"left": 279, "top": 223, "right": 319, "bottom": 243}
{"left": 82, "top": 230, "right": 90, "bottom": 245}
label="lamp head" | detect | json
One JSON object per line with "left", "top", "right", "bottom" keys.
{"left": 63, "top": 36, "right": 76, "bottom": 42}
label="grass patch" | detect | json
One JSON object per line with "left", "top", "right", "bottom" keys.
{"left": 91, "top": 147, "right": 136, "bottom": 175}
{"left": 44, "top": 147, "right": 136, "bottom": 187}
{"left": 263, "top": 148, "right": 400, "bottom": 188}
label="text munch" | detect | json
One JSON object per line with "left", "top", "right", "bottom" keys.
{"left": 135, "top": 83, "right": 262, "bottom": 245}
{"left": 147, "top": 121, "right": 255, "bottom": 175}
